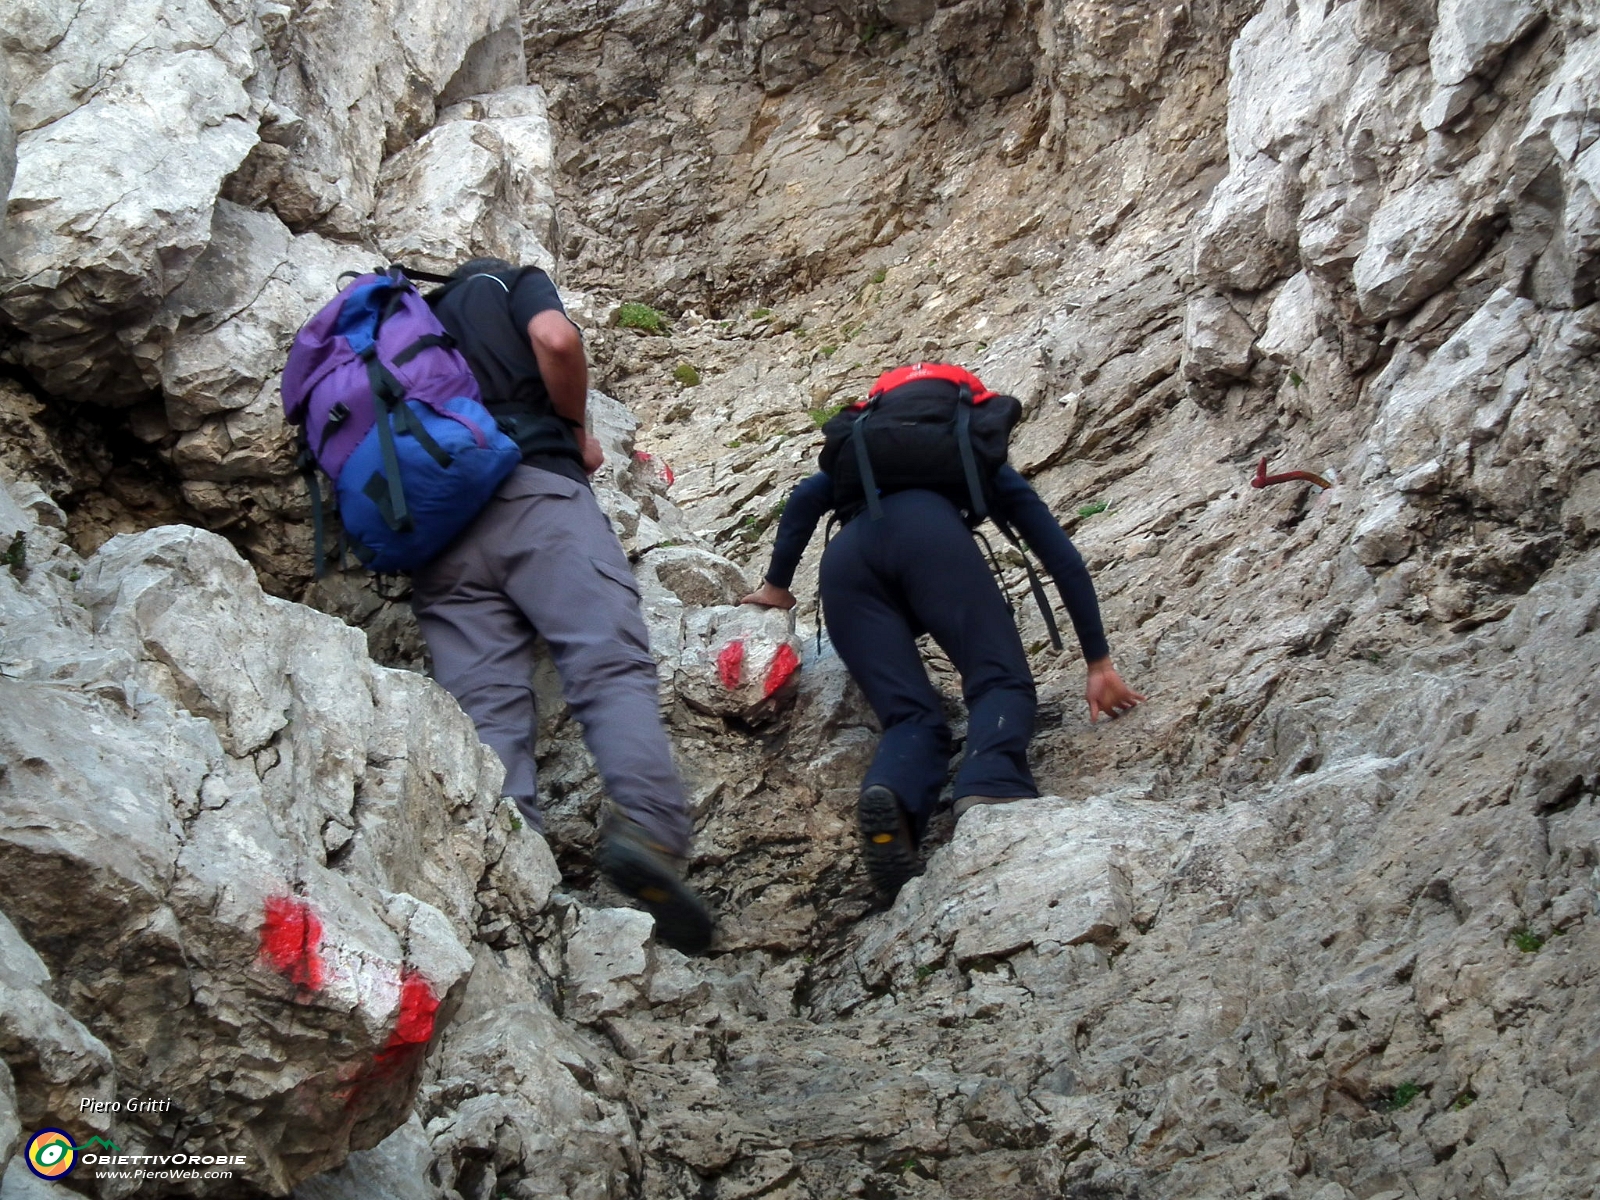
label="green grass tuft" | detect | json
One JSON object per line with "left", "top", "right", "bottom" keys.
{"left": 1077, "top": 501, "right": 1109, "bottom": 519}
{"left": 871, "top": 267, "right": 887, "bottom": 284}
{"left": 1380, "top": 1082, "right": 1422, "bottom": 1112}
{"left": 809, "top": 404, "right": 845, "bottom": 428}
{"left": 3, "top": 531, "right": 25, "bottom": 578}
{"left": 672, "top": 362, "right": 701, "bottom": 387}
{"left": 1511, "top": 928, "right": 1545, "bottom": 953}
{"left": 749, "top": 307, "right": 772, "bottom": 321}
{"left": 617, "top": 302, "right": 668, "bottom": 333}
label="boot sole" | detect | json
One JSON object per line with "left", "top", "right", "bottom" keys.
{"left": 597, "top": 838, "right": 714, "bottom": 955}
{"left": 857, "top": 785, "right": 920, "bottom": 900}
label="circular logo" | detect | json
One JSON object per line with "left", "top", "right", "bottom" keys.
{"left": 26, "top": 1129, "right": 77, "bottom": 1180}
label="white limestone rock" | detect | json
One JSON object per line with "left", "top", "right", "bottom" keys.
{"left": 0, "top": 512, "right": 501, "bottom": 1193}
{"left": 291, "top": 1115, "right": 441, "bottom": 1200}
{"left": 375, "top": 86, "right": 559, "bottom": 278}
{"left": 1350, "top": 491, "right": 1418, "bottom": 567}
{"left": 0, "top": 0, "right": 259, "bottom": 402}
{"left": 1352, "top": 173, "right": 1496, "bottom": 320}
{"left": 149, "top": 202, "right": 372, "bottom": 435}
{"left": 0, "top": 910, "right": 116, "bottom": 1147}
{"left": 1430, "top": 0, "right": 1546, "bottom": 88}
{"left": 427, "top": 948, "right": 638, "bottom": 1200}
{"left": 1182, "top": 292, "right": 1258, "bottom": 384}
{"left": 563, "top": 907, "right": 657, "bottom": 1023}
{"left": 853, "top": 794, "right": 1185, "bottom": 988}
{"left": 1370, "top": 289, "right": 1537, "bottom": 482}
{"left": 1257, "top": 271, "right": 1319, "bottom": 364}
{"left": 243, "top": 0, "right": 523, "bottom": 235}
{"left": 1191, "top": 154, "right": 1301, "bottom": 293}
{"left": 0, "top": 54, "right": 15, "bottom": 236}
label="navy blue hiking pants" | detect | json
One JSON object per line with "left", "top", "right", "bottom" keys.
{"left": 820, "top": 489, "right": 1038, "bottom": 836}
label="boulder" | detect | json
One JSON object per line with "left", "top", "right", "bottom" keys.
{"left": 675, "top": 605, "right": 803, "bottom": 722}
{"left": 375, "top": 87, "right": 558, "bottom": 277}
{"left": 0, "top": 510, "right": 502, "bottom": 1193}
{"left": 1182, "top": 293, "right": 1258, "bottom": 385}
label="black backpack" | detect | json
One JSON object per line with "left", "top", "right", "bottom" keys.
{"left": 819, "top": 363, "right": 1021, "bottom": 523}
{"left": 818, "top": 363, "right": 1061, "bottom": 649}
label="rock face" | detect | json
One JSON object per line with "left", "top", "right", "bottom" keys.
{"left": 3, "top": 1, "right": 1600, "bottom": 1199}
{"left": 0, "top": 482, "right": 494, "bottom": 1193}
{"left": 0, "top": 0, "right": 538, "bottom": 589}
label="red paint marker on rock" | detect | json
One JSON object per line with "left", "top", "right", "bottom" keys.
{"left": 763, "top": 643, "right": 799, "bottom": 698}
{"left": 260, "top": 896, "right": 326, "bottom": 990}
{"left": 717, "top": 639, "right": 745, "bottom": 690}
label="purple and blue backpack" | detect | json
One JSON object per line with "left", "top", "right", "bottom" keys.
{"left": 281, "top": 267, "right": 520, "bottom": 573}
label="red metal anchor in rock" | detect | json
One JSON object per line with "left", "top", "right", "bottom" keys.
{"left": 1251, "top": 456, "right": 1331, "bottom": 490}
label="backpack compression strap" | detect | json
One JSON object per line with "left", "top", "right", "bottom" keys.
{"left": 295, "top": 439, "right": 329, "bottom": 580}
{"left": 359, "top": 348, "right": 413, "bottom": 533}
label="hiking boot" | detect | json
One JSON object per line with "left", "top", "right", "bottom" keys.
{"left": 857, "top": 785, "right": 921, "bottom": 900}
{"left": 952, "top": 794, "right": 1032, "bottom": 819}
{"left": 596, "top": 821, "right": 714, "bottom": 955}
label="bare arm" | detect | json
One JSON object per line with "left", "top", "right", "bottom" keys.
{"left": 528, "top": 309, "right": 602, "bottom": 472}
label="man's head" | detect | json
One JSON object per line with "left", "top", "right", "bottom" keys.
{"left": 451, "top": 257, "right": 516, "bottom": 279}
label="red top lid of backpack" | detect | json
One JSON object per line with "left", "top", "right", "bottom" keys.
{"left": 854, "top": 362, "right": 997, "bottom": 409}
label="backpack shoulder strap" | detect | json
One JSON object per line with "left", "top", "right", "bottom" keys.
{"left": 850, "top": 409, "right": 884, "bottom": 521}
{"left": 953, "top": 385, "right": 989, "bottom": 522}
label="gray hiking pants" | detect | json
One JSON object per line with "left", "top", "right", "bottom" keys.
{"left": 410, "top": 465, "right": 691, "bottom": 856}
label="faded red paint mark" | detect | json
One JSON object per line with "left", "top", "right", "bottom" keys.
{"left": 1251, "top": 456, "right": 1332, "bottom": 490}
{"left": 633, "top": 450, "right": 674, "bottom": 486}
{"left": 260, "top": 896, "right": 325, "bottom": 990}
{"left": 763, "top": 643, "right": 800, "bottom": 698}
{"left": 717, "top": 639, "right": 745, "bottom": 690}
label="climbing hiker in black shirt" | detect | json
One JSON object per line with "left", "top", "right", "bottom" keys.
{"left": 414, "top": 258, "right": 713, "bottom": 953}
{"left": 741, "top": 363, "right": 1144, "bottom": 900}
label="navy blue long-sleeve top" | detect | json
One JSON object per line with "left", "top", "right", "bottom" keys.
{"left": 762, "top": 468, "right": 1111, "bottom": 662}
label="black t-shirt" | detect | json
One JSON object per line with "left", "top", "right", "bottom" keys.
{"left": 429, "top": 268, "right": 587, "bottom": 483}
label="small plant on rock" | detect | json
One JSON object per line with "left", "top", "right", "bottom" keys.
{"left": 1077, "top": 501, "right": 1109, "bottom": 519}
{"left": 809, "top": 404, "right": 845, "bottom": 428}
{"left": 1379, "top": 1082, "right": 1422, "bottom": 1112}
{"left": 672, "top": 362, "right": 701, "bottom": 387}
{"left": 3, "top": 532, "right": 25, "bottom": 579}
{"left": 1510, "top": 927, "right": 1545, "bottom": 953}
{"left": 617, "top": 302, "right": 668, "bottom": 334}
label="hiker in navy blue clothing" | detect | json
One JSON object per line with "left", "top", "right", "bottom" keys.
{"left": 742, "top": 364, "right": 1143, "bottom": 899}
